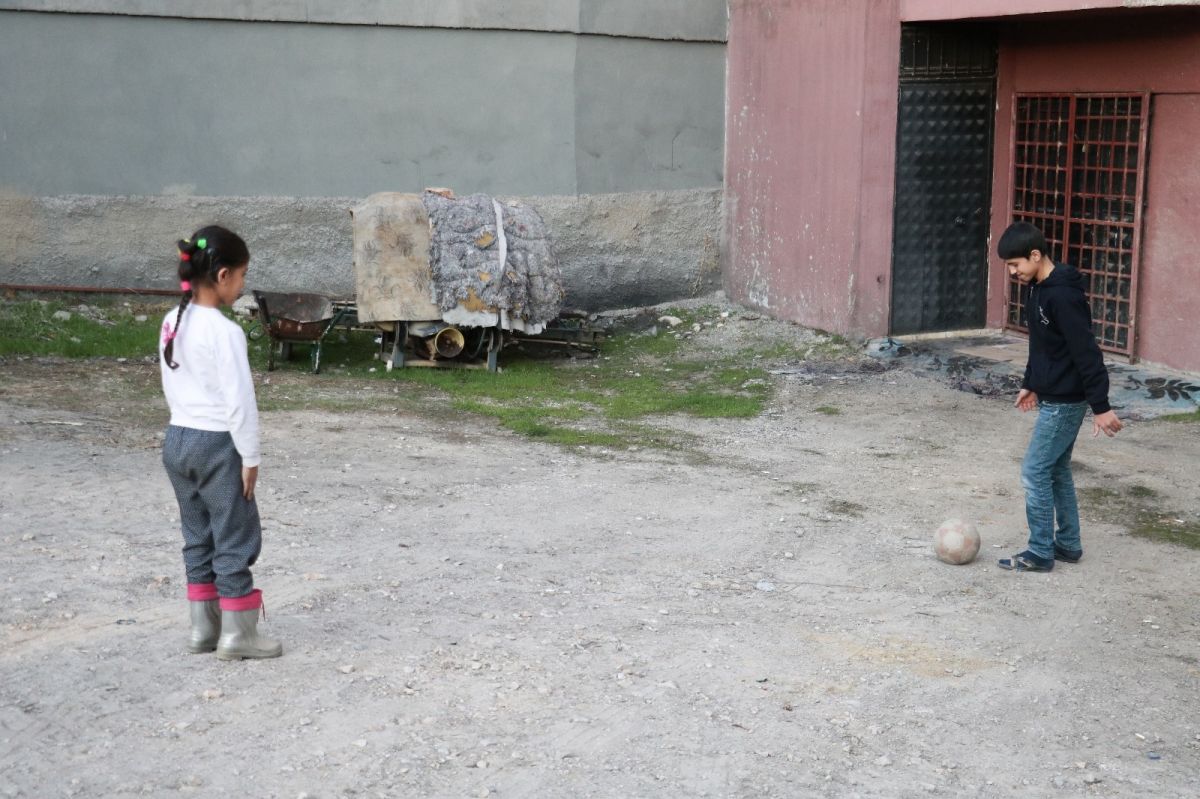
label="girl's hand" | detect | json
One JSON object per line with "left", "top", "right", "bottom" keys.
{"left": 242, "top": 465, "right": 258, "bottom": 500}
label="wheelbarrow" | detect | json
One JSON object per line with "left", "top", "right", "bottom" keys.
{"left": 252, "top": 290, "right": 349, "bottom": 374}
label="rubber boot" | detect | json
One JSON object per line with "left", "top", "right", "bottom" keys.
{"left": 215, "top": 589, "right": 283, "bottom": 660}
{"left": 186, "top": 583, "right": 221, "bottom": 654}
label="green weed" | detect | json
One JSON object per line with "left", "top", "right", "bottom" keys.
{"left": 0, "top": 298, "right": 169, "bottom": 358}
{"left": 1079, "top": 485, "right": 1200, "bottom": 550}
{"left": 1152, "top": 407, "right": 1200, "bottom": 423}
{"left": 1, "top": 299, "right": 780, "bottom": 452}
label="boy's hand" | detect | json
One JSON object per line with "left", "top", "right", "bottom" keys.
{"left": 242, "top": 465, "right": 259, "bottom": 500}
{"left": 1015, "top": 388, "right": 1038, "bottom": 412}
{"left": 1092, "top": 410, "right": 1123, "bottom": 438}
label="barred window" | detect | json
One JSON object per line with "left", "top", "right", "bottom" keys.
{"left": 1009, "top": 94, "right": 1149, "bottom": 354}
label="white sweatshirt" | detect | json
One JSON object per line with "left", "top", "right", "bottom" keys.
{"left": 159, "top": 304, "right": 261, "bottom": 467}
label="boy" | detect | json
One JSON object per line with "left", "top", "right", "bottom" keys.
{"left": 997, "top": 222, "right": 1123, "bottom": 572}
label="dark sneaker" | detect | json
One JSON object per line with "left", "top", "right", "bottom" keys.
{"left": 1053, "top": 544, "right": 1082, "bottom": 563}
{"left": 998, "top": 550, "right": 1054, "bottom": 572}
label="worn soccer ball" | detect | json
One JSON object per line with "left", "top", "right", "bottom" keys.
{"left": 933, "top": 518, "right": 980, "bottom": 565}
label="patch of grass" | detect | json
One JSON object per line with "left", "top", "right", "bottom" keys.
{"left": 252, "top": 321, "right": 775, "bottom": 450}
{"left": 1078, "top": 486, "right": 1122, "bottom": 505}
{"left": 1151, "top": 407, "right": 1200, "bottom": 423}
{"left": 779, "top": 481, "right": 820, "bottom": 495}
{"left": 827, "top": 499, "right": 866, "bottom": 518}
{"left": 1131, "top": 510, "right": 1200, "bottom": 549}
{"left": 5, "top": 298, "right": 879, "bottom": 452}
{"left": 1079, "top": 485, "right": 1200, "bottom": 550}
{"left": 0, "top": 298, "right": 170, "bottom": 358}
{"left": 814, "top": 405, "right": 841, "bottom": 416}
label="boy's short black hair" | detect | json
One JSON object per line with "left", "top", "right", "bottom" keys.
{"left": 997, "top": 221, "right": 1049, "bottom": 260}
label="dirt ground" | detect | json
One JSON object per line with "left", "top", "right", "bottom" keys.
{"left": 2, "top": 310, "right": 1199, "bottom": 799}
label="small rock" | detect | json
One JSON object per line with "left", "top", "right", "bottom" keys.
{"left": 1083, "top": 773, "right": 1102, "bottom": 785}
{"left": 134, "top": 314, "right": 148, "bottom": 323}
{"left": 232, "top": 295, "right": 257, "bottom": 317}
{"left": 755, "top": 580, "right": 776, "bottom": 592}
{"left": 875, "top": 755, "right": 892, "bottom": 766}
{"left": 658, "top": 315, "right": 683, "bottom": 327}
{"left": 1147, "top": 752, "right": 1161, "bottom": 760}
{"left": 52, "top": 310, "right": 72, "bottom": 321}
{"left": 201, "top": 689, "right": 223, "bottom": 701}
{"left": 338, "top": 664, "right": 356, "bottom": 674}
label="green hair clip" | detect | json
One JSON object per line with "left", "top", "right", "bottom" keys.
{"left": 195, "top": 237, "right": 207, "bottom": 249}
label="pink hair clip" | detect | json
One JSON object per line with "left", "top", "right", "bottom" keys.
{"left": 179, "top": 281, "right": 192, "bottom": 292}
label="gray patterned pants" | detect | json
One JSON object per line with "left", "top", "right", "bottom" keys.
{"left": 162, "top": 426, "right": 261, "bottom": 598}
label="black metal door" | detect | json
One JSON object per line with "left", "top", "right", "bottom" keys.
{"left": 890, "top": 25, "right": 997, "bottom": 335}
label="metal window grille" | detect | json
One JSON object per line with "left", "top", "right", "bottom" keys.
{"left": 1008, "top": 93, "right": 1149, "bottom": 355}
{"left": 900, "top": 24, "right": 997, "bottom": 81}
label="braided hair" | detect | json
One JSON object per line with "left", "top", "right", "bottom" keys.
{"left": 163, "top": 225, "right": 250, "bottom": 369}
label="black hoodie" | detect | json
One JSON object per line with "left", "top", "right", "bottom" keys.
{"left": 1022, "top": 263, "right": 1111, "bottom": 414}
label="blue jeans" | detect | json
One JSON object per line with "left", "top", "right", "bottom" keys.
{"left": 1021, "top": 401, "right": 1088, "bottom": 561}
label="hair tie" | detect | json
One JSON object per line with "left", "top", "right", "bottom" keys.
{"left": 178, "top": 251, "right": 190, "bottom": 262}
{"left": 180, "top": 280, "right": 192, "bottom": 292}
{"left": 195, "top": 237, "right": 207, "bottom": 250}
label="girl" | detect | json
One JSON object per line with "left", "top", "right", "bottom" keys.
{"left": 160, "top": 225, "right": 282, "bottom": 660}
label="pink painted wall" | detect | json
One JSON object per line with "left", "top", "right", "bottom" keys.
{"left": 724, "top": 0, "right": 900, "bottom": 338}
{"left": 904, "top": 0, "right": 1143, "bottom": 22}
{"left": 1137, "top": 95, "right": 1200, "bottom": 370}
{"left": 988, "top": 12, "right": 1200, "bottom": 371}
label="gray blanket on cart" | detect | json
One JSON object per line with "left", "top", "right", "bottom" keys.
{"left": 421, "top": 192, "right": 564, "bottom": 327}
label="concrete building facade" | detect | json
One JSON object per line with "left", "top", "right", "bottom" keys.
{"left": 0, "top": 2, "right": 727, "bottom": 197}
{"left": 0, "top": 1, "right": 728, "bottom": 307}
{"left": 725, "top": 0, "right": 1200, "bottom": 373}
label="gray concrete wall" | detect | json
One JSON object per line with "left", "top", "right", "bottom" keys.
{"left": 0, "top": 191, "right": 722, "bottom": 310}
{"left": 0, "top": 1, "right": 729, "bottom": 41}
{"left": 0, "top": 9, "right": 725, "bottom": 198}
